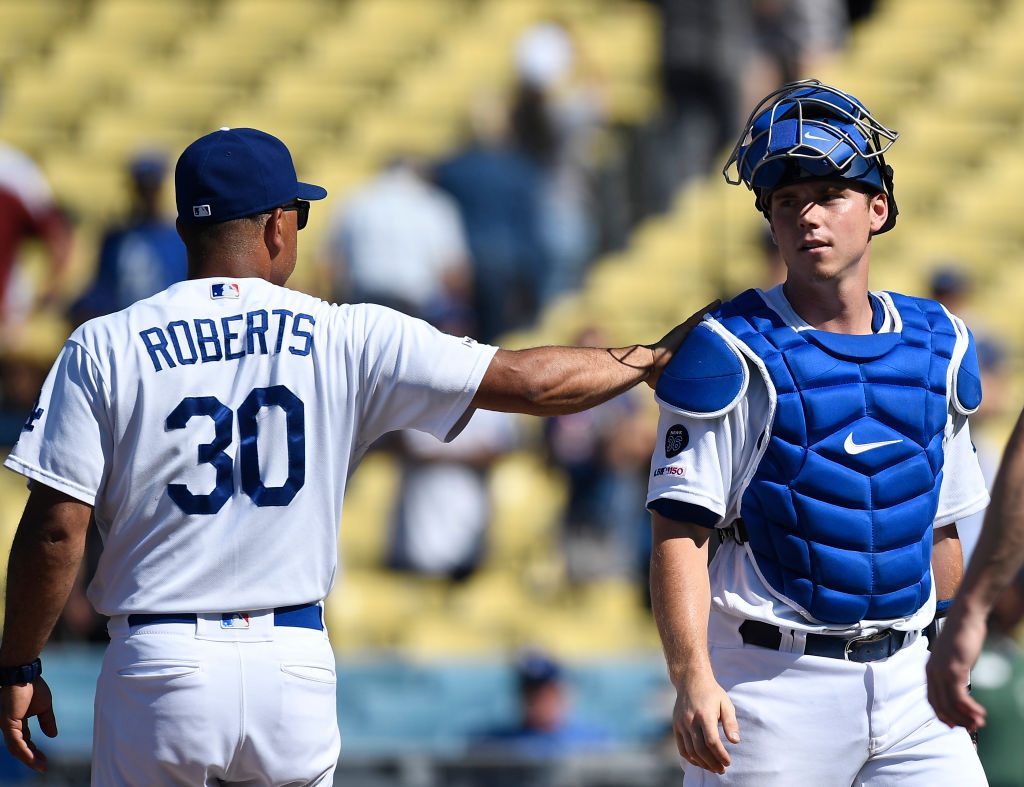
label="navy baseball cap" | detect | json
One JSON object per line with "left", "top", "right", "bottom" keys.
{"left": 175, "top": 127, "right": 327, "bottom": 224}
{"left": 516, "top": 649, "right": 562, "bottom": 689}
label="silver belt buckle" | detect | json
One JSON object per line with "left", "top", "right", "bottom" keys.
{"left": 843, "top": 630, "right": 889, "bottom": 661}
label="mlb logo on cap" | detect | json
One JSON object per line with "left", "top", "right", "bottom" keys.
{"left": 211, "top": 282, "right": 240, "bottom": 299}
{"left": 193, "top": 205, "right": 212, "bottom": 218}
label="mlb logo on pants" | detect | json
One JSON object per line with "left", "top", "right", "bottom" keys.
{"left": 221, "top": 613, "right": 250, "bottom": 629}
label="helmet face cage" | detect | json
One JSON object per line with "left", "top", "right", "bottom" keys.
{"left": 723, "top": 79, "right": 900, "bottom": 233}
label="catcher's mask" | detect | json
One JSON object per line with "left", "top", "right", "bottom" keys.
{"left": 723, "top": 79, "right": 900, "bottom": 234}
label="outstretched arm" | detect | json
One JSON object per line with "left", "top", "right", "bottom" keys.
{"left": 928, "top": 406, "right": 1024, "bottom": 730}
{"left": 650, "top": 513, "right": 739, "bottom": 774}
{"left": 472, "top": 301, "right": 716, "bottom": 416}
{"left": 0, "top": 484, "right": 92, "bottom": 773}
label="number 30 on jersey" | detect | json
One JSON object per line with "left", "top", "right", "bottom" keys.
{"left": 166, "top": 384, "right": 305, "bottom": 514}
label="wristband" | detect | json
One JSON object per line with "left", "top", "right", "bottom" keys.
{"left": 0, "top": 658, "right": 42, "bottom": 687}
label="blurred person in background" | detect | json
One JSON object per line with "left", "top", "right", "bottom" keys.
{"left": 544, "top": 326, "right": 655, "bottom": 584}
{"left": 747, "top": 0, "right": 850, "bottom": 101}
{"left": 434, "top": 92, "right": 548, "bottom": 343}
{"left": 928, "top": 263, "right": 994, "bottom": 344}
{"left": 510, "top": 20, "right": 606, "bottom": 306}
{"left": 472, "top": 649, "right": 612, "bottom": 760}
{"left": 386, "top": 407, "right": 519, "bottom": 583}
{"left": 0, "top": 344, "right": 51, "bottom": 448}
{"left": 385, "top": 305, "right": 518, "bottom": 582}
{"left": 0, "top": 141, "right": 72, "bottom": 342}
{"left": 927, "top": 264, "right": 1008, "bottom": 567}
{"left": 68, "top": 151, "right": 187, "bottom": 326}
{"left": 323, "top": 156, "right": 474, "bottom": 328}
{"left": 643, "top": 0, "right": 755, "bottom": 214}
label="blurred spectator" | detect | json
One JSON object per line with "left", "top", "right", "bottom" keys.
{"left": 0, "top": 141, "right": 72, "bottom": 340}
{"left": 323, "top": 157, "right": 473, "bottom": 326}
{"left": 926, "top": 263, "right": 1007, "bottom": 565}
{"left": 930, "top": 264, "right": 979, "bottom": 323}
{"left": 0, "top": 333, "right": 52, "bottom": 442}
{"left": 472, "top": 649, "right": 612, "bottom": 759}
{"left": 69, "top": 151, "right": 186, "bottom": 326}
{"left": 434, "top": 93, "right": 548, "bottom": 342}
{"left": 510, "top": 20, "right": 606, "bottom": 305}
{"left": 544, "top": 327, "right": 655, "bottom": 583}
{"left": 386, "top": 407, "right": 519, "bottom": 583}
{"left": 748, "top": 0, "right": 850, "bottom": 98}
{"left": 643, "top": 0, "right": 755, "bottom": 213}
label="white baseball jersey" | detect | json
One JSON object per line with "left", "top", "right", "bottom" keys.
{"left": 647, "top": 286, "right": 990, "bottom": 637}
{"left": 5, "top": 278, "right": 496, "bottom": 616}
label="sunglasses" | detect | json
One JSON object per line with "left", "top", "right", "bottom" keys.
{"left": 278, "top": 199, "right": 310, "bottom": 231}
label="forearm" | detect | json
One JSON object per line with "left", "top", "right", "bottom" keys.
{"left": 471, "top": 301, "right": 717, "bottom": 416}
{"left": 650, "top": 514, "right": 714, "bottom": 687}
{"left": 0, "top": 492, "right": 90, "bottom": 666}
{"left": 474, "top": 345, "right": 655, "bottom": 416}
{"left": 958, "top": 409, "right": 1024, "bottom": 616}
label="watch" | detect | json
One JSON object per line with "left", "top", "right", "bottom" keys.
{"left": 0, "top": 658, "right": 42, "bottom": 687}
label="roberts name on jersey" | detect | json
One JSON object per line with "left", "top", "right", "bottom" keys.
{"left": 139, "top": 308, "right": 316, "bottom": 372}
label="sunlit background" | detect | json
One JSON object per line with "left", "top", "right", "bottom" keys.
{"left": 1, "top": 0, "right": 1023, "bottom": 784}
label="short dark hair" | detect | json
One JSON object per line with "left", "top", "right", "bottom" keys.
{"left": 178, "top": 213, "right": 269, "bottom": 266}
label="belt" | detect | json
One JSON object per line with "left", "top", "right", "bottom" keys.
{"left": 127, "top": 602, "right": 323, "bottom": 631}
{"left": 739, "top": 619, "right": 910, "bottom": 663}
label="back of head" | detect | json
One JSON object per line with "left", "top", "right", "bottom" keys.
{"left": 173, "top": 127, "right": 327, "bottom": 274}
{"left": 723, "top": 79, "right": 900, "bottom": 233}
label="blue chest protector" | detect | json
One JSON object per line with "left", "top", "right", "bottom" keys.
{"left": 655, "top": 289, "right": 982, "bottom": 625}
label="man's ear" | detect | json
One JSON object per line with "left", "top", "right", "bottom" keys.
{"left": 264, "top": 208, "right": 285, "bottom": 257}
{"left": 868, "top": 192, "right": 889, "bottom": 234}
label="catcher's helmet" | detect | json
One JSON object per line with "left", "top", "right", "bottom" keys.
{"left": 723, "top": 79, "right": 900, "bottom": 233}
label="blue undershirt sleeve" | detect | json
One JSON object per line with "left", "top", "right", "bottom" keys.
{"left": 648, "top": 499, "right": 720, "bottom": 528}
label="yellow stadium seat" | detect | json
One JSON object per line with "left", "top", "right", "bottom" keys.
{"left": 0, "top": 0, "right": 73, "bottom": 64}
{"left": 326, "top": 570, "right": 446, "bottom": 652}
{"left": 338, "top": 452, "right": 401, "bottom": 569}
{"left": 485, "top": 451, "right": 565, "bottom": 567}
{"left": 129, "top": 78, "right": 247, "bottom": 127}
{"left": 401, "top": 614, "right": 508, "bottom": 657}
{"left": 40, "top": 152, "right": 131, "bottom": 224}
{"left": 215, "top": 0, "right": 333, "bottom": 32}
{"left": 77, "top": 109, "right": 198, "bottom": 167}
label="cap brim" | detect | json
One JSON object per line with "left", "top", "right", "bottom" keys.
{"left": 297, "top": 182, "right": 328, "bottom": 201}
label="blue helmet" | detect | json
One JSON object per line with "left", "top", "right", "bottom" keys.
{"left": 723, "top": 79, "right": 900, "bottom": 233}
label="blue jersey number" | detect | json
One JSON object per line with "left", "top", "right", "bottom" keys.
{"left": 166, "top": 385, "right": 305, "bottom": 514}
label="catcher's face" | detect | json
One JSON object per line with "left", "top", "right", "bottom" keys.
{"left": 768, "top": 179, "right": 887, "bottom": 284}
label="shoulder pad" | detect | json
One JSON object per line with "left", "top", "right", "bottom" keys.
{"left": 952, "top": 326, "right": 982, "bottom": 415}
{"left": 655, "top": 321, "right": 748, "bottom": 418}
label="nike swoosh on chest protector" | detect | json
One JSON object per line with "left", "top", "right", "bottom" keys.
{"left": 843, "top": 433, "right": 903, "bottom": 455}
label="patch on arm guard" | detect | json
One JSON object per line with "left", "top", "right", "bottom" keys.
{"left": 654, "top": 322, "right": 747, "bottom": 417}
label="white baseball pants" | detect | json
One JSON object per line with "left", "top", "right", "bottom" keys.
{"left": 680, "top": 611, "right": 987, "bottom": 786}
{"left": 93, "top": 610, "right": 340, "bottom": 785}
